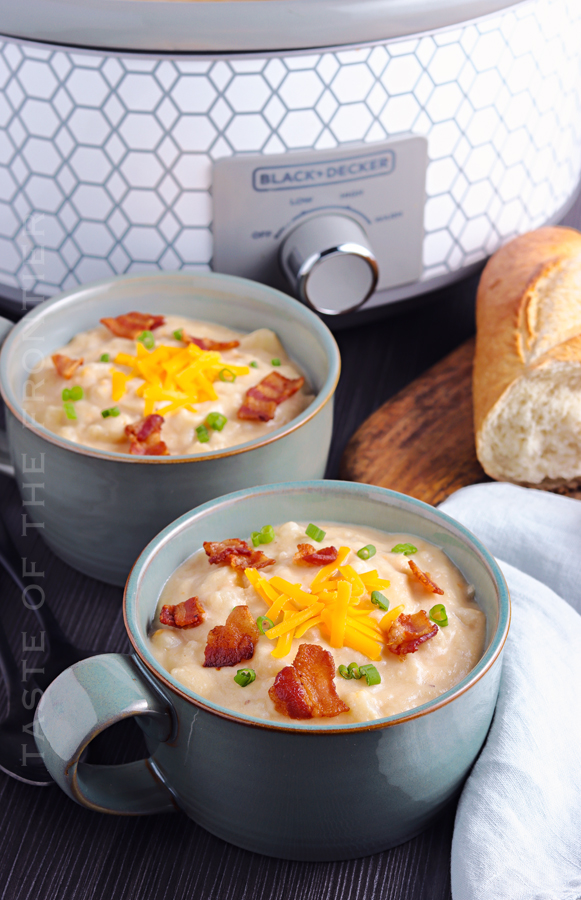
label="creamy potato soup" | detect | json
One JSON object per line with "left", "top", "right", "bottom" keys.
{"left": 149, "top": 521, "right": 486, "bottom": 726}
{"left": 23, "top": 313, "right": 313, "bottom": 456}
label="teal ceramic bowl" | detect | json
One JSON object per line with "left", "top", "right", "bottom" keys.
{"left": 0, "top": 273, "right": 340, "bottom": 584}
{"left": 34, "top": 481, "right": 510, "bottom": 861}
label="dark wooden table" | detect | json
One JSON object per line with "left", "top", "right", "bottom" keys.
{"left": 1, "top": 198, "right": 579, "bottom": 900}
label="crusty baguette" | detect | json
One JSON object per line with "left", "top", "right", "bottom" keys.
{"left": 473, "top": 225, "right": 581, "bottom": 488}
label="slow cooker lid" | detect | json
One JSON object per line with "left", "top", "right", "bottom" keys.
{"left": 1, "top": 0, "right": 523, "bottom": 53}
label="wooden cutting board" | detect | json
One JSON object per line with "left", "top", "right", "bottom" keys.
{"left": 340, "top": 336, "right": 581, "bottom": 507}
{"left": 340, "top": 337, "right": 490, "bottom": 506}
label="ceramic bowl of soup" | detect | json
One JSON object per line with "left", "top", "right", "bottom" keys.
{"left": 0, "top": 272, "right": 340, "bottom": 584}
{"left": 34, "top": 480, "right": 510, "bottom": 860}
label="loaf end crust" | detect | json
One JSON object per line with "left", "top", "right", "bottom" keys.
{"left": 473, "top": 226, "right": 581, "bottom": 485}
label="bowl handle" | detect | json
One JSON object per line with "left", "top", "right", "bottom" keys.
{"left": 34, "top": 653, "right": 177, "bottom": 815}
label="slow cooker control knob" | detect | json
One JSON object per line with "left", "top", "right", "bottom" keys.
{"left": 279, "top": 215, "right": 379, "bottom": 315}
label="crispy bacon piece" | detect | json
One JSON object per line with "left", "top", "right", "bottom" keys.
{"left": 204, "top": 538, "right": 249, "bottom": 564}
{"left": 385, "top": 610, "right": 439, "bottom": 657}
{"left": 51, "top": 354, "right": 84, "bottom": 379}
{"left": 269, "top": 643, "right": 349, "bottom": 720}
{"left": 100, "top": 311, "right": 165, "bottom": 339}
{"left": 203, "top": 605, "right": 261, "bottom": 668}
{"left": 182, "top": 333, "right": 240, "bottom": 352}
{"left": 203, "top": 538, "right": 274, "bottom": 570}
{"left": 408, "top": 559, "right": 445, "bottom": 595}
{"left": 293, "top": 543, "right": 339, "bottom": 567}
{"left": 230, "top": 549, "right": 274, "bottom": 569}
{"left": 159, "top": 596, "right": 205, "bottom": 628}
{"left": 125, "top": 414, "right": 169, "bottom": 456}
{"left": 238, "top": 371, "right": 305, "bottom": 422}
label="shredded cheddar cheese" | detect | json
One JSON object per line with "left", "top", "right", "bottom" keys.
{"left": 379, "top": 605, "right": 405, "bottom": 631}
{"left": 341, "top": 623, "right": 382, "bottom": 660}
{"left": 337, "top": 565, "right": 366, "bottom": 597}
{"left": 271, "top": 610, "right": 295, "bottom": 659}
{"left": 265, "top": 603, "right": 325, "bottom": 640}
{"left": 329, "top": 580, "right": 351, "bottom": 647}
{"left": 294, "top": 614, "right": 324, "bottom": 639}
{"left": 111, "top": 369, "right": 131, "bottom": 401}
{"left": 310, "top": 546, "right": 350, "bottom": 588}
{"left": 109, "top": 339, "right": 249, "bottom": 417}
{"left": 244, "top": 545, "right": 394, "bottom": 661}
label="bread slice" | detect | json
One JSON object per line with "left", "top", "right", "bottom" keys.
{"left": 473, "top": 226, "right": 581, "bottom": 488}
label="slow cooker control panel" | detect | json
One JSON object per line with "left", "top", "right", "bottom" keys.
{"left": 213, "top": 135, "right": 427, "bottom": 315}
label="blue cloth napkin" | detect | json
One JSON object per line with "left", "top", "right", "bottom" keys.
{"left": 439, "top": 483, "right": 581, "bottom": 900}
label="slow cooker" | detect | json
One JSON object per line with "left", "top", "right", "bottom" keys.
{"left": 0, "top": 0, "right": 580, "bottom": 319}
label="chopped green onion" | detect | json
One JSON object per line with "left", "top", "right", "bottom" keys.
{"left": 251, "top": 524, "right": 275, "bottom": 547}
{"left": 205, "top": 411, "right": 227, "bottom": 432}
{"left": 429, "top": 604, "right": 448, "bottom": 627}
{"left": 62, "top": 386, "right": 83, "bottom": 401}
{"left": 305, "top": 523, "right": 326, "bottom": 542}
{"left": 271, "top": 358, "right": 281, "bottom": 366}
{"left": 391, "top": 543, "right": 418, "bottom": 556}
{"left": 339, "top": 662, "right": 364, "bottom": 680}
{"left": 250, "top": 361, "right": 258, "bottom": 368}
{"left": 347, "top": 662, "right": 362, "bottom": 680}
{"left": 101, "top": 406, "right": 120, "bottom": 418}
{"left": 370, "top": 591, "right": 389, "bottom": 611}
{"left": 196, "top": 424, "right": 210, "bottom": 443}
{"left": 99, "top": 353, "right": 110, "bottom": 362}
{"left": 233, "top": 668, "right": 256, "bottom": 687}
{"left": 173, "top": 328, "right": 184, "bottom": 341}
{"left": 359, "top": 664, "right": 381, "bottom": 686}
{"left": 63, "top": 401, "right": 77, "bottom": 420}
{"left": 219, "top": 368, "right": 236, "bottom": 383}
{"left": 259, "top": 524, "right": 274, "bottom": 543}
{"left": 137, "top": 330, "right": 155, "bottom": 350}
{"left": 257, "top": 616, "right": 274, "bottom": 634}
{"left": 357, "top": 544, "right": 376, "bottom": 560}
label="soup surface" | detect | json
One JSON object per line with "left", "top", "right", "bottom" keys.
{"left": 23, "top": 313, "right": 313, "bottom": 455}
{"left": 149, "top": 521, "right": 486, "bottom": 726}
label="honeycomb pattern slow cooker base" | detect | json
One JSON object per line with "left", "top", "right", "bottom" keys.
{"left": 0, "top": 0, "right": 580, "bottom": 302}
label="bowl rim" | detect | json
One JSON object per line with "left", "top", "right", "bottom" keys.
{"left": 0, "top": 271, "right": 341, "bottom": 464}
{"left": 123, "top": 479, "right": 511, "bottom": 734}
